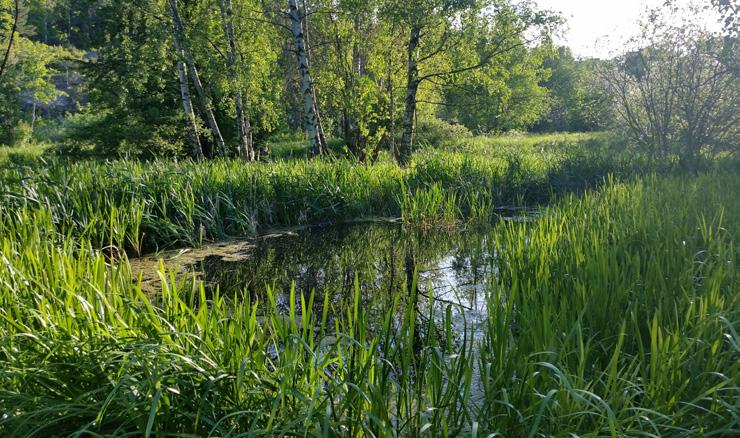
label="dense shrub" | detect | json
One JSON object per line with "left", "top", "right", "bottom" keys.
{"left": 0, "top": 121, "right": 33, "bottom": 147}
{"left": 414, "top": 117, "right": 473, "bottom": 149}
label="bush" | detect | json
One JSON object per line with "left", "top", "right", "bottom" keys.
{"left": 0, "top": 121, "right": 34, "bottom": 147}
{"left": 414, "top": 117, "right": 472, "bottom": 149}
{"left": 57, "top": 109, "right": 189, "bottom": 159}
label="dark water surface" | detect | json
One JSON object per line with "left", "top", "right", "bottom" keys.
{"left": 133, "top": 222, "right": 509, "bottom": 336}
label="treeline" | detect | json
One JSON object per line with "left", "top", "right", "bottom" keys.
{"left": 0, "top": 1, "right": 736, "bottom": 165}
{"left": 0, "top": 0, "right": 613, "bottom": 161}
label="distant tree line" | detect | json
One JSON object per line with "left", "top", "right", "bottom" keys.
{"left": 0, "top": 0, "right": 737, "bottom": 166}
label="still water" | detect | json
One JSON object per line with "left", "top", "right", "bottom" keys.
{"left": 132, "top": 222, "right": 509, "bottom": 337}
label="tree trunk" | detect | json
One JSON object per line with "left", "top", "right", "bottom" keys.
{"left": 0, "top": 0, "right": 19, "bottom": 83}
{"left": 67, "top": 3, "right": 71, "bottom": 44}
{"left": 171, "top": 0, "right": 225, "bottom": 157}
{"left": 31, "top": 102, "right": 36, "bottom": 132}
{"left": 300, "top": 0, "right": 327, "bottom": 150}
{"left": 185, "top": 52, "right": 225, "bottom": 157}
{"left": 288, "top": 0, "right": 324, "bottom": 156}
{"left": 217, "top": 0, "right": 255, "bottom": 161}
{"left": 399, "top": 26, "right": 421, "bottom": 166}
{"left": 169, "top": 0, "right": 203, "bottom": 160}
{"left": 388, "top": 49, "right": 397, "bottom": 159}
{"left": 314, "top": 99, "right": 327, "bottom": 151}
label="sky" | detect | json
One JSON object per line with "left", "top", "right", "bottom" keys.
{"left": 534, "top": 0, "right": 721, "bottom": 58}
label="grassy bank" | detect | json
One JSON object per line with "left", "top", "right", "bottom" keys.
{"left": 1, "top": 132, "right": 714, "bottom": 255}
{"left": 0, "top": 144, "right": 48, "bottom": 167}
{"left": 0, "top": 171, "right": 737, "bottom": 436}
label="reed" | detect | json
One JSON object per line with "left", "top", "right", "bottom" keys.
{"left": 399, "top": 182, "right": 462, "bottom": 229}
{"left": 1, "top": 133, "right": 710, "bottom": 256}
{"left": 1, "top": 171, "right": 736, "bottom": 436}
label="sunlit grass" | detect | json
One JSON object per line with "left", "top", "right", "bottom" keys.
{"left": 0, "top": 133, "right": 667, "bottom": 255}
{"left": 0, "top": 143, "right": 48, "bottom": 166}
{"left": 0, "top": 171, "right": 737, "bottom": 436}
{"left": 399, "top": 182, "right": 462, "bottom": 229}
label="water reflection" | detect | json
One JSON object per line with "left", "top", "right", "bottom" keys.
{"left": 185, "top": 223, "right": 498, "bottom": 336}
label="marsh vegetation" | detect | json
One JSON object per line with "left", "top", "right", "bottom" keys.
{"left": 1, "top": 131, "right": 738, "bottom": 435}
{"left": 1, "top": 0, "right": 738, "bottom": 436}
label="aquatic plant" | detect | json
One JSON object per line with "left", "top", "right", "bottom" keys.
{"left": 0, "top": 171, "right": 736, "bottom": 436}
{"left": 399, "top": 182, "right": 461, "bottom": 229}
{"left": 0, "top": 133, "right": 705, "bottom": 256}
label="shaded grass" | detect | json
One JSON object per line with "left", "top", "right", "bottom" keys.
{"left": 0, "top": 172, "right": 737, "bottom": 436}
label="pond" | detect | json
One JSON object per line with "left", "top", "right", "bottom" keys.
{"left": 129, "top": 221, "right": 517, "bottom": 339}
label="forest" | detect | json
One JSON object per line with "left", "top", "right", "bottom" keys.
{"left": 0, "top": 0, "right": 738, "bottom": 436}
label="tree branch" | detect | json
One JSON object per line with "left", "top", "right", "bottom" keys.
{"left": 0, "top": 0, "right": 19, "bottom": 83}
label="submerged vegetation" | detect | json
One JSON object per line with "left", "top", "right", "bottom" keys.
{"left": 1, "top": 170, "right": 737, "bottom": 436}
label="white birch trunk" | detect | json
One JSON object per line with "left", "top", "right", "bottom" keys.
{"left": 399, "top": 26, "right": 421, "bottom": 166}
{"left": 185, "top": 53, "right": 226, "bottom": 156}
{"left": 288, "top": 0, "right": 324, "bottom": 156}
{"left": 171, "top": 0, "right": 225, "bottom": 156}
{"left": 169, "top": 0, "right": 203, "bottom": 160}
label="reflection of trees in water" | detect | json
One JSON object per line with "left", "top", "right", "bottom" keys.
{"left": 189, "top": 223, "right": 495, "bottom": 328}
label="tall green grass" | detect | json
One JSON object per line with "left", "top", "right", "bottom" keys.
{"left": 478, "top": 173, "right": 739, "bottom": 434}
{"left": 1, "top": 172, "right": 737, "bottom": 436}
{"left": 399, "top": 182, "right": 461, "bottom": 229}
{"left": 0, "top": 144, "right": 48, "bottom": 166}
{"left": 0, "top": 133, "right": 697, "bottom": 254}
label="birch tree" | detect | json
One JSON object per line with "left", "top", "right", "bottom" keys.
{"left": 170, "top": 0, "right": 225, "bottom": 157}
{"left": 169, "top": 0, "right": 203, "bottom": 160}
{"left": 217, "top": 0, "right": 255, "bottom": 160}
{"left": 288, "top": 0, "right": 324, "bottom": 156}
{"left": 0, "top": 0, "right": 19, "bottom": 82}
{"left": 384, "top": 0, "right": 558, "bottom": 165}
